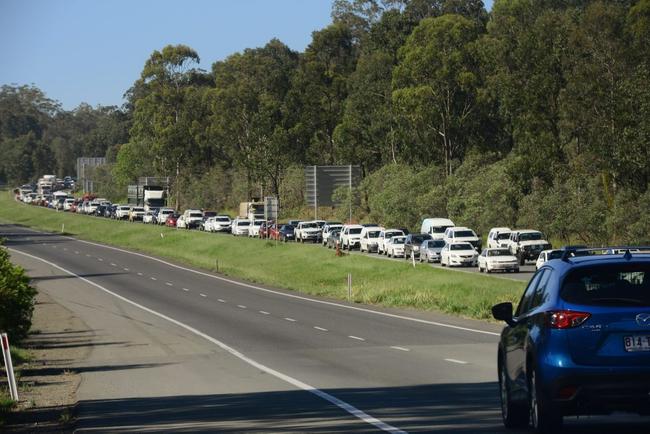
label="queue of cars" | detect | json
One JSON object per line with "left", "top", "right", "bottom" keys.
{"left": 17, "top": 188, "right": 560, "bottom": 273}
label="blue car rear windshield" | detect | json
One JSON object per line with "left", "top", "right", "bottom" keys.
{"left": 561, "top": 263, "right": 650, "bottom": 306}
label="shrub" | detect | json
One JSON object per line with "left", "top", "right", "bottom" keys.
{"left": 0, "top": 241, "right": 37, "bottom": 342}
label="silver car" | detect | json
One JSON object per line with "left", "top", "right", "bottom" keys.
{"left": 419, "top": 239, "right": 445, "bottom": 263}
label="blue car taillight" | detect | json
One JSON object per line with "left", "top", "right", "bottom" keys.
{"left": 546, "top": 310, "right": 591, "bottom": 329}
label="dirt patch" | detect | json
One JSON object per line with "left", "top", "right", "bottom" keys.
{"left": 2, "top": 291, "right": 91, "bottom": 432}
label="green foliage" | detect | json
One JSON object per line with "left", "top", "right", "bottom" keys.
{"left": 0, "top": 242, "right": 37, "bottom": 342}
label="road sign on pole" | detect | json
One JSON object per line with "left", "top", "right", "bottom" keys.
{"left": 264, "top": 196, "right": 279, "bottom": 221}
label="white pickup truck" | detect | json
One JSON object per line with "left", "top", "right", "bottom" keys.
{"left": 505, "top": 229, "right": 552, "bottom": 265}
{"left": 295, "top": 221, "right": 322, "bottom": 243}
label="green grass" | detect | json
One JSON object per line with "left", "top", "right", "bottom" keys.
{"left": 0, "top": 192, "right": 525, "bottom": 320}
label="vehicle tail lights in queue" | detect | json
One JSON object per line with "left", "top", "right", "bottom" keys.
{"left": 546, "top": 311, "right": 591, "bottom": 329}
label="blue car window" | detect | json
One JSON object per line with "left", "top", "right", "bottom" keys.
{"left": 530, "top": 268, "right": 552, "bottom": 310}
{"left": 515, "top": 269, "right": 546, "bottom": 317}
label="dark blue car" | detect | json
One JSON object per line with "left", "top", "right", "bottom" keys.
{"left": 492, "top": 248, "right": 650, "bottom": 432}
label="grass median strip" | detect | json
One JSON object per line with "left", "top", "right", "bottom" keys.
{"left": 0, "top": 192, "right": 524, "bottom": 320}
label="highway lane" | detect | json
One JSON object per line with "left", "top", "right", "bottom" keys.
{"left": 4, "top": 223, "right": 650, "bottom": 433}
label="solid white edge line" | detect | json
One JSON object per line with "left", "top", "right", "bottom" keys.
{"left": 9, "top": 248, "right": 406, "bottom": 434}
{"left": 53, "top": 233, "right": 499, "bottom": 337}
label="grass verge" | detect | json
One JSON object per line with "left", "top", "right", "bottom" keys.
{"left": 0, "top": 192, "right": 524, "bottom": 320}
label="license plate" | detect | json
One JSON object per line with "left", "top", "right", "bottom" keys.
{"left": 624, "top": 335, "right": 650, "bottom": 352}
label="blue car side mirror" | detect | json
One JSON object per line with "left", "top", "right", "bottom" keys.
{"left": 492, "top": 302, "right": 516, "bottom": 326}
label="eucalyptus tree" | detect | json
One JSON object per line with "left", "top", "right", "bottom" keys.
{"left": 209, "top": 39, "right": 299, "bottom": 197}
{"left": 392, "top": 14, "right": 482, "bottom": 176}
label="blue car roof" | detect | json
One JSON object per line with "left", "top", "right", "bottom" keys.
{"left": 545, "top": 253, "right": 650, "bottom": 274}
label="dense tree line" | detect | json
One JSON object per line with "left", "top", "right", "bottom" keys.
{"left": 1, "top": 0, "right": 648, "bottom": 244}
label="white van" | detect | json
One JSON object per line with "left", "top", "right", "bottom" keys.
{"left": 420, "top": 218, "right": 455, "bottom": 240}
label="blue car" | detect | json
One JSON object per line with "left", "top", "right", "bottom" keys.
{"left": 492, "top": 248, "right": 650, "bottom": 432}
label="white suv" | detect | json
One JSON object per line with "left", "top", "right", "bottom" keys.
{"left": 340, "top": 224, "right": 364, "bottom": 250}
{"left": 359, "top": 226, "right": 383, "bottom": 253}
{"left": 157, "top": 208, "right": 175, "bottom": 225}
{"left": 178, "top": 210, "right": 204, "bottom": 229}
{"left": 487, "top": 227, "right": 512, "bottom": 249}
{"left": 115, "top": 205, "right": 131, "bottom": 220}
{"left": 443, "top": 226, "right": 482, "bottom": 251}
{"left": 295, "top": 221, "right": 322, "bottom": 243}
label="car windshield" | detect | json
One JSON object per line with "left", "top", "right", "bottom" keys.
{"left": 451, "top": 243, "right": 473, "bottom": 251}
{"left": 281, "top": 225, "right": 294, "bottom": 231}
{"left": 238, "top": 221, "right": 250, "bottom": 226}
{"left": 385, "top": 231, "right": 402, "bottom": 238}
{"left": 392, "top": 238, "right": 405, "bottom": 244}
{"left": 190, "top": 213, "right": 203, "bottom": 218}
{"left": 349, "top": 228, "right": 363, "bottom": 234}
{"left": 561, "top": 263, "right": 650, "bottom": 306}
{"left": 302, "top": 223, "right": 318, "bottom": 229}
{"left": 520, "top": 232, "right": 543, "bottom": 241}
{"left": 133, "top": 208, "right": 144, "bottom": 212}
{"left": 254, "top": 220, "right": 265, "bottom": 225}
{"left": 454, "top": 230, "right": 475, "bottom": 238}
{"left": 497, "top": 233, "right": 511, "bottom": 240}
{"left": 367, "top": 231, "right": 380, "bottom": 238}
{"left": 431, "top": 226, "right": 451, "bottom": 233}
{"left": 216, "top": 217, "right": 230, "bottom": 222}
{"left": 488, "top": 249, "right": 511, "bottom": 257}
{"left": 429, "top": 240, "right": 445, "bottom": 248}
{"left": 411, "top": 235, "right": 431, "bottom": 243}
{"left": 204, "top": 212, "right": 217, "bottom": 217}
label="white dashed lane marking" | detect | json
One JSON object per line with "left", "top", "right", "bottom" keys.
{"left": 390, "top": 346, "right": 410, "bottom": 352}
{"left": 150, "top": 277, "right": 157, "bottom": 281}
{"left": 218, "top": 299, "right": 225, "bottom": 303}
{"left": 97, "top": 258, "right": 103, "bottom": 262}
{"left": 110, "top": 263, "right": 117, "bottom": 267}
{"left": 314, "top": 326, "right": 328, "bottom": 332}
{"left": 183, "top": 288, "right": 190, "bottom": 292}
{"left": 284, "top": 317, "right": 297, "bottom": 322}
{"left": 137, "top": 272, "right": 143, "bottom": 276}
{"left": 123, "top": 268, "right": 129, "bottom": 271}
{"left": 259, "top": 311, "right": 270, "bottom": 315}
{"left": 200, "top": 293, "right": 207, "bottom": 297}
{"left": 349, "top": 336, "right": 365, "bottom": 341}
{"left": 165, "top": 282, "right": 173, "bottom": 286}
{"left": 444, "top": 358, "right": 468, "bottom": 365}
{"left": 237, "top": 305, "right": 247, "bottom": 309}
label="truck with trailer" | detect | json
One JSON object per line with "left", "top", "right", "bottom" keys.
{"left": 238, "top": 201, "right": 265, "bottom": 221}
{"left": 127, "top": 185, "right": 166, "bottom": 212}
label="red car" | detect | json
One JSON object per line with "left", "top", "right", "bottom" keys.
{"left": 268, "top": 223, "right": 282, "bottom": 240}
{"left": 258, "top": 221, "right": 274, "bottom": 238}
{"left": 165, "top": 213, "right": 180, "bottom": 227}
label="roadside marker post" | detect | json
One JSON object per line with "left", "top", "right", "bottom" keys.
{"left": 411, "top": 251, "right": 416, "bottom": 268}
{"left": 1, "top": 333, "right": 19, "bottom": 401}
{"left": 61, "top": 223, "right": 65, "bottom": 233}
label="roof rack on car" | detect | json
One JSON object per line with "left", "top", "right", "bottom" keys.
{"left": 560, "top": 246, "right": 650, "bottom": 262}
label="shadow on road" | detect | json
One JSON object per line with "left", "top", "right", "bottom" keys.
{"left": 71, "top": 382, "right": 650, "bottom": 433}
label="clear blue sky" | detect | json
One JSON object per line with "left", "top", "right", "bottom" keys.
{"left": 1, "top": 0, "right": 493, "bottom": 110}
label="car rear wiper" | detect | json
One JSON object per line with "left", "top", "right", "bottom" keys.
{"left": 590, "top": 297, "right": 649, "bottom": 306}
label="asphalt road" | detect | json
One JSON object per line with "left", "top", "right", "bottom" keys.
{"left": 3, "top": 223, "right": 649, "bottom": 433}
